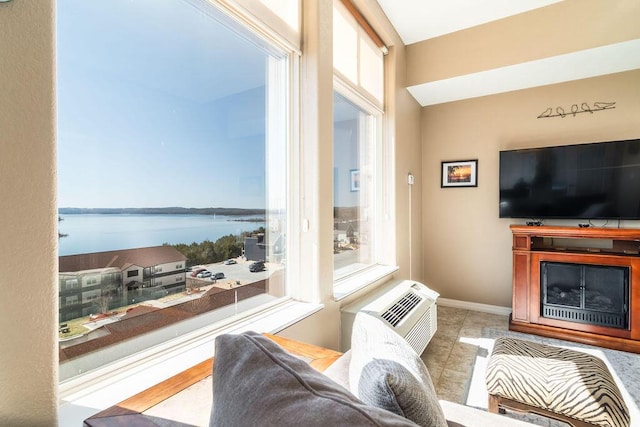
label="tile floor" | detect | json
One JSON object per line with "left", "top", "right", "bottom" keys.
{"left": 420, "top": 305, "right": 509, "bottom": 403}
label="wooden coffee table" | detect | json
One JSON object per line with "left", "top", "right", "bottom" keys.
{"left": 83, "top": 334, "right": 342, "bottom": 426}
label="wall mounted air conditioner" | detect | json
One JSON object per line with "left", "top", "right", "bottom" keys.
{"left": 341, "top": 279, "right": 439, "bottom": 354}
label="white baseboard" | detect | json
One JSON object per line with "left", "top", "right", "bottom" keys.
{"left": 438, "top": 298, "right": 512, "bottom": 316}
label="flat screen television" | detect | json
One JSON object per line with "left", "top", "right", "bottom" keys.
{"left": 499, "top": 138, "right": 640, "bottom": 219}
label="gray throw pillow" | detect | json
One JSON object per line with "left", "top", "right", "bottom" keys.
{"left": 349, "top": 313, "right": 448, "bottom": 427}
{"left": 210, "top": 331, "right": 419, "bottom": 427}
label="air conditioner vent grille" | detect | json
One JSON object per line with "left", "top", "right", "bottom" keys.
{"left": 381, "top": 292, "right": 422, "bottom": 327}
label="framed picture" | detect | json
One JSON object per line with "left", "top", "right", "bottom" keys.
{"left": 350, "top": 169, "right": 360, "bottom": 192}
{"left": 441, "top": 159, "right": 478, "bottom": 188}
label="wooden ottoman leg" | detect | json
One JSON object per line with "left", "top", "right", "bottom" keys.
{"left": 488, "top": 394, "right": 501, "bottom": 414}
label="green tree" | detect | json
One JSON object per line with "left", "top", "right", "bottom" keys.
{"left": 215, "top": 234, "right": 242, "bottom": 260}
{"left": 200, "top": 240, "right": 217, "bottom": 264}
{"left": 165, "top": 225, "right": 266, "bottom": 265}
{"left": 241, "top": 226, "right": 265, "bottom": 238}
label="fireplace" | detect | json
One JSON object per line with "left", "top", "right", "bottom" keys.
{"left": 509, "top": 225, "right": 640, "bottom": 354}
{"left": 541, "top": 262, "right": 629, "bottom": 329}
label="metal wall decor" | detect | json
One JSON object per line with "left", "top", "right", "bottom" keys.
{"left": 537, "top": 101, "right": 616, "bottom": 119}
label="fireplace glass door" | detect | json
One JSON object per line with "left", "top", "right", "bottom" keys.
{"left": 541, "top": 261, "right": 629, "bottom": 329}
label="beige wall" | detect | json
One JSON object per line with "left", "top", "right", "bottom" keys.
{"left": 0, "top": 0, "right": 58, "bottom": 425}
{"left": 393, "top": 56, "right": 424, "bottom": 283}
{"left": 421, "top": 70, "right": 640, "bottom": 307}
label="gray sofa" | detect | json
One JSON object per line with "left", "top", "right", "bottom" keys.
{"left": 209, "top": 312, "right": 536, "bottom": 426}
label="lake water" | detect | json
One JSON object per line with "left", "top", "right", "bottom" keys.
{"left": 58, "top": 214, "right": 265, "bottom": 256}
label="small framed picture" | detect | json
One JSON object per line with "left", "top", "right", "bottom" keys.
{"left": 441, "top": 159, "right": 478, "bottom": 188}
{"left": 350, "top": 169, "right": 360, "bottom": 192}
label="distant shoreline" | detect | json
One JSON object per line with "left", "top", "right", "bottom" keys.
{"left": 58, "top": 207, "right": 265, "bottom": 216}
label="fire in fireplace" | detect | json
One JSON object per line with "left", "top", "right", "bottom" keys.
{"left": 541, "top": 262, "right": 629, "bottom": 329}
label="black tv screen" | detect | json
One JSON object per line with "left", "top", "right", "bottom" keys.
{"left": 499, "top": 139, "right": 640, "bottom": 219}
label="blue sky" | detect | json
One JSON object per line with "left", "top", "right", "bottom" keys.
{"left": 56, "top": 0, "right": 273, "bottom": 209}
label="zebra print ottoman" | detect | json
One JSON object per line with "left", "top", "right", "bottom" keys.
{"left": 485, "top": 337, "right": 629, "bottom": 427}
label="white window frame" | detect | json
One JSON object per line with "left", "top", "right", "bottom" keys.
{"left": 332, "top": 77, "right": 396, "bottom": 299}
{"left": 330, "top": 0, "right": 394, "bottom": 300}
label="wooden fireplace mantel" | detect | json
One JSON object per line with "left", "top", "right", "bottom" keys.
{"left": 509, "top": 225, "right": 640, "bottom": 353}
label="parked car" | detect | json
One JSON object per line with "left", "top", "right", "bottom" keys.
{"left": 190, "top": 268, "right": 206, "bottom": 277}
{"left": 223, "top": 259, "right": 237, "bottom": 265}
{"left": 197, "top": 270, "right": 212, "bottom": 278}
{"left": 212, "top": 272, "right": 225, "bottom": 280}
{"left": 249, "top": 261, "right": 265, "bottom": 272}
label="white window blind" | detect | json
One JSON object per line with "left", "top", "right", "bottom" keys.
{"left": 333, "top": 0, "right": 384, "bottom": 105}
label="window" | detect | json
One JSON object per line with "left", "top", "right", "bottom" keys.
{"left": 57, "top": 0, "right": 292, "bottom": 382}
{"left": 333, "top": 1, "right": 384, "bottom": 106}
{"left": 82, "top": 289, "right": 101, "bottom": 303}
{"left": 332, "top": 0, "right": 388, "bottom": 285}
{"left": 333, "top": 90, "right": 381, "bottom": 279}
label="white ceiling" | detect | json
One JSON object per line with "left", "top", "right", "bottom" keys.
{"left": 374, "top": 0, "right": 640, "bottom": 106}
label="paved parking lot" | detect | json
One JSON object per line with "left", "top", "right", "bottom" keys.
{"left": 190, "top": 258, "right": 280, "bottom": 289}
